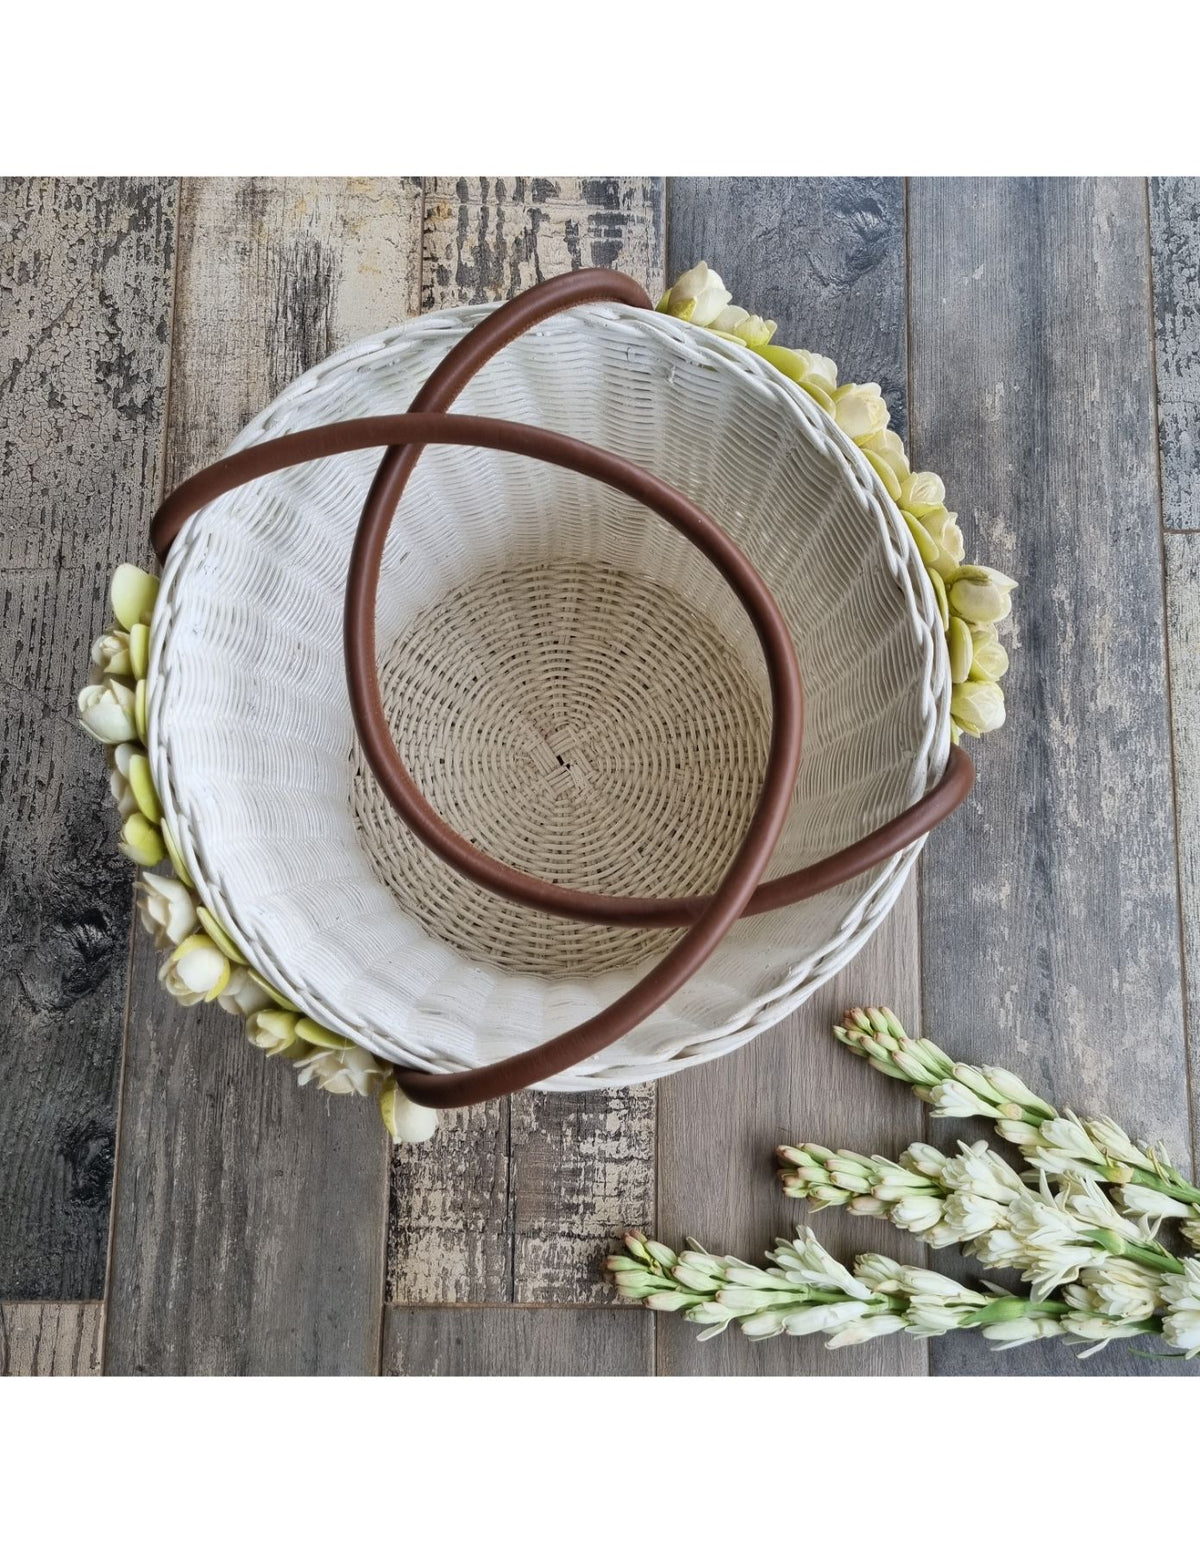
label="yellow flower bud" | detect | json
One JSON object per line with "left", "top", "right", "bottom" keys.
{"left": 859, "top": 428, "right": 909, "bottom": 481}
{"left": 128, "top": 622, "right": 150, "bottom": 680}
{"left": 929, "top": 567, "right": 950, "bottom": 631}
{"left": 951, "top": 680, "right": 1006, "bottom": 736}
{"left": 91, "top": 629, "right": 133, "bottom": 679}
{"left": 710, "top": 306, "right": 777, "bottom": 349}
{"left": 947, "top": 565, "right": 1016, "bottom": 625}
{"left": 126, "top": 751, "right": 161, "bottom": 824}
{"left": 862, "top": 449, "right": 902, "bottom": 502}
{"left": 247, "top": 969, "right": 299, "bottom": 1012}
{"left": 947, "top": 615, "right": 973, "bottom": 683}
{"left": 969, "top": 626, "right": 1010, "bottom": 682}
{"left": 295, "top": 1017, "right": 355, "bottom": 1051}
{"left": 902, "top": 510, "right": 941, "bottom": 567}
{"left": 246, "top": 1008, "right": 305, "bottom": 1057}
{"left": 196, "top": 905, "right": 247, "bottom": 964}
{"left": 160, "top": 818, "right": 195, "bottom": 890}
{"left": 119, "top": 812, "right": 165, "bottom": 867}
{"left": 110, "top": 564, "right": 160, "bottom": 631}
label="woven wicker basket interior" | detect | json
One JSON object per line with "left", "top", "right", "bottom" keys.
{"left": 149, "top": 304, "right": 947, "bottom": 1089}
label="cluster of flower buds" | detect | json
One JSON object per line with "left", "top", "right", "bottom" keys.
{"left": 604, "top": 1228, "right": 1154, "bottom": 1356}
{"left": 657, "top": 262, "right": 1017, "bottom": 742}
{"left": 79, "top": 566, "right": 437, "bottom": 1145}
{"left": 609, "top": 1005, "right": 1200, "bottom": 1362}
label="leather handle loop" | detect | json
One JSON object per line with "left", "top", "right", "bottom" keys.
{"left": 342, "top": 271, "right": 974, "bottom": 932}
{"left": 151, "top": 412, "right": 804, "bottom": 1108}
{"left": 150, "top": 270, "right": 974, "bottom": 1108}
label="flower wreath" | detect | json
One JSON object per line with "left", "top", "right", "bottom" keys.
{"left": 78, "top": 264, "right": 1017, "bottom": 1140}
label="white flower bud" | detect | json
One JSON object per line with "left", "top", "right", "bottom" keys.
{"left": 1162, "top": 1309, "right": 1200, "bottom": 1358}
{"left": 825, "top": 1313, "right": 907, "bottom": 1347}
{"left": 78, "top": 678, "right": 138, "bottom": 743}
{"left": 890, "top": 1196, "right": 946, "bottom": 1234}
{"left": 245, "top": 1008, "right": 303, "bottom": 1057}
{"left": 658, "top": 261, "right": 732, "bottom": 327}
{"left": 942, "top": 1192, "right": 1007, "bottom": 1239}
{"left": 379, "top": 1076, "right": 439, "bottom": 1143}
{"left": 136, "top": 872, "right": 198, "bottom": 949}
{"left": 710, "top": 305, "right": 777, "bottom": 349}
{"left": 947, "top": 565, "right": 1017, "bottom": 625}
{"left": 831, "top": 382, "right": 889, "bottom": 442}
{"left": 91, "top": 629, "right": 133, "bottom": 678}
{"left": 982, "top": 1316, "right": 1061, "bottom": 1349}
{"left": 950, "top": 679, "right": 1006, "bottom": 737}
{"left": 217, "top": 965, "right": 273, "bottom": 1018}
{"left": 859, "top": 427, "right": 908, "bottom": 480}
{"left": 159, "top": 933, "right": 231, "bottom": 1005}
{"left": 109, "top": 743, "right": 140, "bottom": 818}
{"left": 899, "top": 471, "right": 946, "bottom": 517}
{"left": 781, "top": 1301, "right": 871, "bottom": 1337}
{"left": 294, "top": 1044, "right": 387, "bottom": 1097}
{"left": 969, "top": 626, "right": 1009, "bottom": 683}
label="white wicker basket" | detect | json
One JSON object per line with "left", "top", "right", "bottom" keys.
{"left": 147, "top": 300, "right": 950, "bottom": 1092}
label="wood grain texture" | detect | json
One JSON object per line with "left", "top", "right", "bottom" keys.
{"left": 656, "top": 177, "right": 929, "bottom": 1376}
{"left": 382, "top": 1304, "right": 653, "bottom": 1376}
{"left": 103, "top": 179, "right": 423, "bottom": 1374}
{"left": 1150, "top": 178, "right": 1200, "bottom": 530}
{"left": 0, "top": 178, "right": 177, "bottom": 1300}
{"left": 909, "top": 178, "right": 1191, "bottom": 1376}
{"left": 1165, "top": 533, "right": 1200, "bottom": 1209}
{"left": 0, "top": 1301, "right": 104, "bottom": 1376}
{"left": 387, "top": 177, "right": 664, "bottom": 1306}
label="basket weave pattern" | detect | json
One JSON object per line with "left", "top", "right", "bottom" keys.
{"left": 148, "top": 303, "right": 949, "bottom": 1090}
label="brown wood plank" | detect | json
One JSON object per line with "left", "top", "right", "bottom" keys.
{"left": 0, "top": 1301, "right": 104, "bottom": 1375}
{"left": 1165, "top": 534, "right": 1200, "bottom": 1203}
{"left": 387, "top": 177, "right": 664, "bottom": 1306}
{"left": 656, "top": 177, "right": 928, "bottom": 1376}
{"left": 382, "top": 1304, "right": 653, "bottom": 1376}
{"left": 103, "top": 179, "right": 423, "bottom": 1374}
{"left": 1149, "top": 178, "right": 1200, "bottom": 530}
{"left": 0, "top": 178, "right": 177, "bottom": 1300}
{"left": 910, "top": 177, "right": 1190, "bottom": 1376}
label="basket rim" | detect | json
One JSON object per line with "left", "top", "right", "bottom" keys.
{"left": 145, "top": 300, "right": 950, "bottom": 1089}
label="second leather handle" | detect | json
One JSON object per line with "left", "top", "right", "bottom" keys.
{"left": 346, "top": 270, "right": 973, "bottom": 931}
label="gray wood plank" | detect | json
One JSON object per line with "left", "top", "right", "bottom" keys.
{"left": 910, "top": 177, "right": 1190, "bottom": 1376}
{"left": 0, "top": 178, "right": 177, "bottom": 1300}
{"left": 0, "top": 1301, "right": 104, "bottom": 1375}
{"left": 382, "top": 1304, "right": 653, "bottom": 1375}
{"left": 1150, "top": 178, "right": 1200, "bottom": 530}
{"left": 104, "top": 179, "right": 424, "bottom": 1374}
{"left": 656, "top": 177, "right": 928, "bottom": 1376}
{"left": 387, "top": 177, "right": 664, "bottom": 1305}
{"left": 1165, "top": 533, "right": 1200, "bottom": 1223}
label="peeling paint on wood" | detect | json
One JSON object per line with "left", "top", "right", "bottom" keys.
{"left": 382, "top": 1303, "right": 653, "bottom": 1375}
{"left": 387, "top": 177, "right": 664, "bottom": 1306}
{"left": 103, "top": 179, "right": 423, "bottom": 1374}
{"left": 656, "top": 177, "right": 928, "bottom": 1376}
{"left": 1150, "top": 178, "right": 1200, "bottom": 530}
{"left": 0, "top": 1301, "right": 103, "bottom": 1375}
{"left": 0, "top": 178, "right": 177, "bottom": 1300}
{"left": 910, "top": 177, "right": 1190, "bottom": 1377}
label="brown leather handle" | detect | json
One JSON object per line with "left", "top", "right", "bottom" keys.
{"left": 344, "top": 270, "right": 975, "bottom": 932}
{"left": 151, "top": 411, "right": 804, "bottom": 1107}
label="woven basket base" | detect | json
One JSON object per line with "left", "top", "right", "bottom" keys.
{"left": 350, "top": 559, "right": 770, "bottom": 977}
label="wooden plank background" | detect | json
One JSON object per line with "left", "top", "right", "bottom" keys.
{"left": 2, "top": 176, "right": 1196, "bottom": 1375}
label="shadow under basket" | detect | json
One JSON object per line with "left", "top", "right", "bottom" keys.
{"left": 148, "top": 300, "right": 950, "bottom": 1091}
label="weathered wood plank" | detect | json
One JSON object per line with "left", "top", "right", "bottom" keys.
{"left": 1149, "top": 178, "right": 1200, "bottom": 530}
{"left": 0, "top": 178, "right": 177, "bottom": 1300}
{"left": 104, "top": 179, "right": 423, "bottom": 1374}
{"left": 656, "top": 177, "right": 928, "bottom": 1376}
{"left": 387, "top": 177, "right": 664, "bottom": 1305}
{"left": 382, "top": 1304, "right": 653, "bottom": 1376}
{"left": 910, "top": 177, "right": 1190, "bottom": 1376}
{"left": 1165, "top": 533, "right": 1200, "bottom": 1225}
{"left": 0, "top": 1301, "right": 104, "bottom": 1376}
